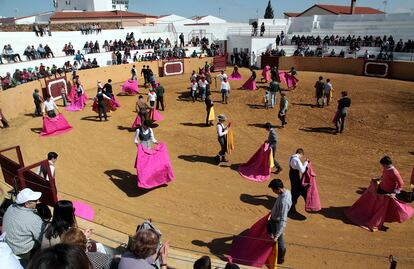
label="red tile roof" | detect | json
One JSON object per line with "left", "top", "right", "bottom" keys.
{"left": 51, "top": 10, "right": 157, "bottom": 20}
{"left": 283, "top": 12, "right": 300, "bottom": 17}
{"left": 299, "top": 4, "right": 384, "bottom": 16}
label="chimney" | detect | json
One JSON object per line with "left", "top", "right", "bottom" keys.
{"left": 350, "top": 0, "right": 356, "bottom": 14}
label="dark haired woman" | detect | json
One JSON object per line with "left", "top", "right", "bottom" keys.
{"left": 41, "top": 200, "right": 77, "bottom": 249}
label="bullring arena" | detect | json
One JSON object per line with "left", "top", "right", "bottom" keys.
{"left": 1, "top": 2, "right": 414, "bottom": 269}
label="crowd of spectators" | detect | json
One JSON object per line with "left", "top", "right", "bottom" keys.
{"left": 0, "top": 187, "right": 242, "bottom": 269}
{"left": 23, "top": 44, "right": 54, "bottom": 60}
{"left": 289, "top": 34, "right": 414, "bottom": 53}
{"left": 80, "top": 24, "right": 102, "bottom": 35}
{"left": 32, "top": 23, "right": 51, "bottom": 37}
{"left": 0, "top": 58, "right": 99, "bottom": 90}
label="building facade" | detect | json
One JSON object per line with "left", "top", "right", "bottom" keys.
{"left": 54, "top": 0, "right": 129, "bottom": 12}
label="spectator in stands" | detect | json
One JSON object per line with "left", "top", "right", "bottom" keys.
{"left": 24, "top": 46, "right": 35, "bottom": 60}
{"left": 260, "top": 22, "right": 265, "bottom": 37}
{"left": 179, "top": 33, "right": 185, "bottom": 47}
{"left": 75, "top": 51, "right": 85, "bottom": 64}
{"left": 251, "top": 21, "right": 258, "bottom": 36}
{"left": 32, "top": 23, "right": 40, "bottom": 37}
{"left": 41, "top": 200, "right": 76, "bottom": 249}
{"left": 103, "top": 40, "right": 110, "bottom": 52}
{"left": 2, "top": 188, "right": 44, "bottom": 259}
{"left": 37, "top": 44, "right": 46, "bottom": 58}
{"left": 0, "top": 242, "right": 24, "bottom": 269}
{"left": 61, "top": 227, "right": 112, "bottom": 269}
{"left": 27, "top": 244, "right": 92, "bottom": 269}
{"left": 193, "top": 256, "right": 211, "bottom": 269}
{"left": 44, "top": 44, "right": 54, "bottom": 58}
{"left": 118, "top": 229, "right": 169, "bottom": 269}
{"left": 329, "top": 49, "right": 336, "bottom": 57}
{"left": 3, "top": 45, "right": 22, "bottom": 62}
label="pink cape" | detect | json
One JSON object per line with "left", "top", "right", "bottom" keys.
{"left": 66, "top": 94, "right": 87, "bottom": 111}
{"left": 135, "top": 142, "right": 175, "bottom": 189}
{"left": 122, "top": 79, "right": 139, "bottom": 95}
{"left": 278, "top": 71, "right": 299, "bottom": 88}
{"left": 92, "top": 98, "right": 118, "bottom": 113}
{"left": 132, "top": 108, "right": 164, "bottom": 128}
{"left": 40, "top": 114, "right": 73, "bottom": 137}
{"left": 345, "top": 182, "right": 414, "bottom": 231}
{"left": 68, "top": 85, "right": 88, "bottom": 102}
{"left": 111, "top": 95, "right": 121, "bottom": 108}
{"left": 228, "top": 70, "right": 242, "bottom": 81}
{"left": 241, "top": 77, "right": 257, "bottom": 90}
{"left": 238, "top": 143, "right": 271, "bottom": 182}
{"left": 262, "top": 66, "right": 271, "bottom": 82}
{"left": 228, "top": 213, "right": 274, "bottom": 267}
{"left": 72, "top": 200, "right": 95, "bottom": 221}
{"left": 301, "top": 162, "right": 321, "bottom": 212}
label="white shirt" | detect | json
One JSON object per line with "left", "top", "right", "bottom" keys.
{"left": 217, "top": 123, "right": 228, "bottom": 137}
{"left": 191, "top": 83, "right": 198, "bottom": 91}
{"left": 217, "top": 73, "right": 228, "bottom": 81}
{"left": 36, "top": 160, "right": 55, "bottom": 181}
{"left": 198, "top": 80, "right": 208, "bottom": 88}
{"left": 221, "top": 81, "right": 230, "bottom": 91}
{"left": 134, "top": 128, "right": 157, "bottom": 144}
{"left": 289, "top": 154, "right": 308, "bottom": 173}
{"left": 0, "top": 243, "right": 23, "bottom": 269}
{"left": 148, "top": 92, "right": 157, "bottom": 102}
{"left": 42, "top": 99, "right": 57, "bottom": 113}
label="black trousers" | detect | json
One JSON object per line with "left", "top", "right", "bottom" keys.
{"left": 289, "top": 168, "right": 307, "bottom": 210}
{"left": 156, "top": 96, "right": 164, "bottom": 110}
{"left": 218, "top": 136, "right": 227, "bottom": 157}
{"left": 97, "top": 103, "right": 107, "bottom": 120}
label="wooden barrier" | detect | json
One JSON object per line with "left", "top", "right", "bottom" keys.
{"left": 0, "top": 145, "right": 25, "bottom": 188}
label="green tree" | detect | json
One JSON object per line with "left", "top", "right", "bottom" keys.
{"left": 264, "top": 0, "right": 274, "bottom": 19}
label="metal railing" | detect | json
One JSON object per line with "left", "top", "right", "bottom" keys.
{"left": 227, "top": 26, "right": 287, "bottom": 38}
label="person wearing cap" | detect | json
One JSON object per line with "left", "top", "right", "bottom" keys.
{"left": 134, "top": 120, "right": 157, "bottom": 149}
{"left": 216, "top": 114, "right": 231, "bottom": 163}
{"left": 288, "top": 148, "right": 309, "bottom": 214}
{"left": 2, "top": 188, "right": 44, "bottom": 259}
{"left": 268, "top": 179, "right": 292, "bottom": 264}
{"left": 264, "top": 123, "right": 283, "bottom": 174}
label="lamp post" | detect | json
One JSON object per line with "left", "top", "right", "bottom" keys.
{"left": 119, "top": 3, "right": 123, "bottom": 29}
{"left": 219, "top": 8, "right": 221, "bottom": 18}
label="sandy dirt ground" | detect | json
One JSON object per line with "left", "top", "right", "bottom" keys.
{"left": 1, "top": 67, "right": 414, "bottom": 269}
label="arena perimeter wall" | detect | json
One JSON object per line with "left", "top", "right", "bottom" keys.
{"left": 0, "top": 58, "right": 210, "bottom": 120}
{"left": 262, "top": 56, "right": 414, "bottom": 82}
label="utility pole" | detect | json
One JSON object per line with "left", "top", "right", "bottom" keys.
{"left": 383, "top": 0, "right": 388, "bottom": 13}
{"left": 219, "top": 7, "right": 221, "bottom": 18}
{"left": 119, "top": 3, "right": 124, "bottom": 29}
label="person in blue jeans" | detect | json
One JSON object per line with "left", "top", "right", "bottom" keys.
{"left": 335, "top": 91, "right": 351, "bottom": 134}
{"left": 268, "top": 179, "right": 292, "bottom": 265}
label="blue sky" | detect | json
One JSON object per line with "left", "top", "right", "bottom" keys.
{"left": 1, "top": 0, "right": 413, "bottom": 21}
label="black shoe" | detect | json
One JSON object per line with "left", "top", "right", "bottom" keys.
{"left": 215, "top": 155, "right": 221, "bottom": 164}
{"left": 221, "top": 156, "right": 228, "bottom": 162}
{"left": 275, "top": 167, "right": 283, "bottom": 174}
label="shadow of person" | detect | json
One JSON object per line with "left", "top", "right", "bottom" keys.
{"left": 117, "top": 125, "right": 135, "bottom": 132}
{"left": 246, "top": 104, "right": 265, "bottom": 110}
{"left": 220, "top": 163, "right": 241, "bottom": 171}
{"left": 176, "top": 90, "right": 192, "bottom": 101}
{"left": 178, "top": 155, "right": 217, "bottom": 165}
{"left": 192, "top": 234, "right": 238, "bottom": 261}
{"left": 81, "top": 116, "right": 108, "bottom": 122}
{"left": 299, "top": 127, "right": 336, "bottom": 134}
{"left": 317, "top": 206, "right": 355, "bottom": 225}
{"left": 288, "top": 211, "right": 307, "bottom": 221}
{"left": 291, "top": 102, "right": 315, "bottom": 107}
{"left": 30, "top": 127, "right": 43, "bottom": 134}
{"left": 180, "top": 122, "right": 208, "bottom": 128}
{"left": 240, "top": 194, "right": 275, "bottom": 210}
{"left": 104, "top": 169, "right": 166, "bottom": 197}
{"left": 24, "top": 113, "right": 37, "bottom": 118}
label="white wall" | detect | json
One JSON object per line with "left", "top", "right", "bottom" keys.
{"left": 56, "top": 0, "right": 94, "bottom": 11}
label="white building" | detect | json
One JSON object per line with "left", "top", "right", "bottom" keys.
{"left": 54, "top": 0, "right": 129, "bottom": 12}
{"left": 193, "top": 15, "right": 226, "bottom": 24}
{"left": 157, "top": 14, "right": 195, "bottom": 26}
